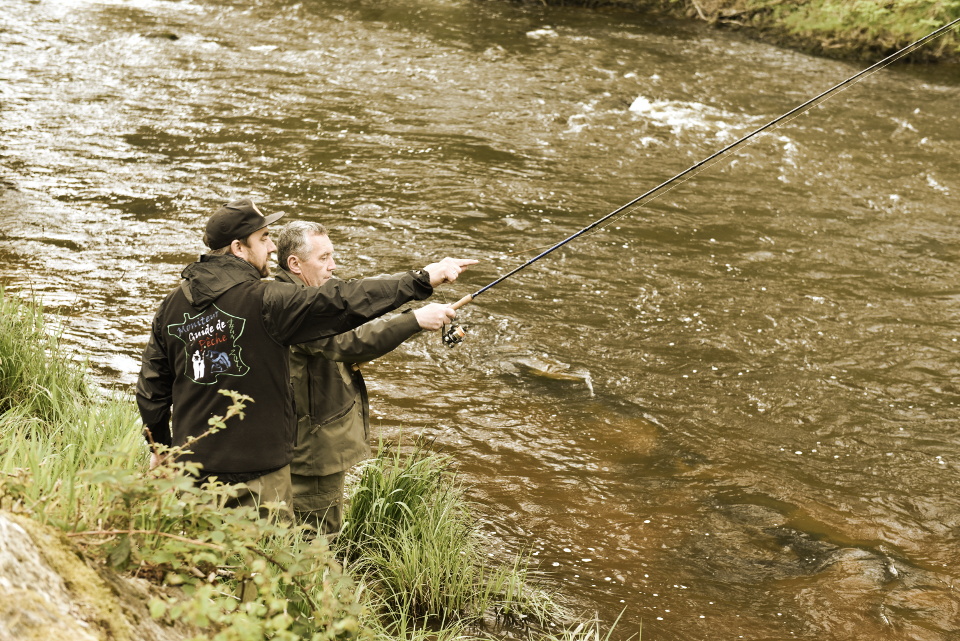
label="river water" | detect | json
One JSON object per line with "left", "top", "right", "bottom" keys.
{"left": 2, "top": 1, "right": 960, "bottom": 639}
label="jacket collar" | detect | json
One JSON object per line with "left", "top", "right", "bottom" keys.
{"left": 179, "top": 254, "right": 263, "bottom": 307}
{"left": 274, "top": 267, "right": 306, "bottom": 288}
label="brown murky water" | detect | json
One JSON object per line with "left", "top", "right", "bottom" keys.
{"left": 2, "top": 1, "right": 960, "bottom": 638}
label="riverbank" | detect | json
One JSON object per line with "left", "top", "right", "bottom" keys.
{"left": 0, "top": 292, "right": 598, "bottom": 641}
{"left": 543, "top": 0, "right": 960, "bottom": 62}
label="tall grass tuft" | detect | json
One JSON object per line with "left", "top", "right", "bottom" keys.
{"left": 0, "top": 396, "right": 145, "bottom": 527}
{"left": 0, "top": 288, "right": 89, "bottom": 425}
{"left": 0, "top": 289, "right": 143, "bottom": 526}
{"left": 339, "top": 440, "right": 565, "bottom": 633}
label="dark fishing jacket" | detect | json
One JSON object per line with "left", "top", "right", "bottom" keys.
{"left": 274, "top": 269, "right": 423, "bottom": 478}
{"left": 136, "top": 254, "right": 432, "bottom": 476}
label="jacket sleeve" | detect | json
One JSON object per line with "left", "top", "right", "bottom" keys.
{"left": 135, "top": 314, "right": 174, "bottom": 448}
{"left": 263, "top": 270, "right": 433, "bottom": 346}
{"left": 297, "top": 310, "right": 422, "bottom": 364}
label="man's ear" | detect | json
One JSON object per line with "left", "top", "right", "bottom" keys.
{"left": 287, "top": 255, "right": 303, "bottom": 275}
{"left": 229, "top": 239, "right": 245, "bottom": 258}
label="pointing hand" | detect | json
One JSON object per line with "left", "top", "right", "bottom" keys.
{"left": 422, "top": 257, "right": 479, "bottom": 287}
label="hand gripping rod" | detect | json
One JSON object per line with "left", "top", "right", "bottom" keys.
{"left": 448, "top": 16, "right": 960, "bottom": 314}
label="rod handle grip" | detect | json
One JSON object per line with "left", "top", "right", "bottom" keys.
{"left": 450, "top": 294, "right": 473, "bottom": 310}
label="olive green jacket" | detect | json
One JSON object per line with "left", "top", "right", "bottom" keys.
{"left": 276, "top": 269, "right": 423, "bottom": 477}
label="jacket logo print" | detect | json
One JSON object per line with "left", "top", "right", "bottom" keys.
{"left": 167, "top": 305, "right": 250, "bottom": 384}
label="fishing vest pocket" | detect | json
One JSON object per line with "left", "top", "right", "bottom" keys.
{"left": 291, "top": 399, "right": 366, "bottom": 477}
{"left": 313, "top": 400, "right": 355, "bottom": 432}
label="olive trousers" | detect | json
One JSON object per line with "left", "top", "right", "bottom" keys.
{"left": 291, "top": 470, "right": 346, "bottom": 539}
{"left": 224, "top": 465, "right": 294, "bottom": 522}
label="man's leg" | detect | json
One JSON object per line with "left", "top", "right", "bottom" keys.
{"left": 228, "top": 465, "right": 294, "bottom": 523}
{"left": 222, "top": 466, "right": 295, "bottom": 602}
{"left": 291, "top": 471, "right": 346, "bottom": 539}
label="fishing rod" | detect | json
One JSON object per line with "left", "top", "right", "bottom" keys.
{"left": 441, "top": 16, "right": 960, "bottom": 347}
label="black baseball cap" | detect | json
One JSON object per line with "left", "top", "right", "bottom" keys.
{"left": 204, "top": 198, "right": 285, "bottom": 249}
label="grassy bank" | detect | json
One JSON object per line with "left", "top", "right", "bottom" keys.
{"left": 339, "top": 441, "right": 565, "bottom": 640}
{"left": 0, "top": 291, "right": 610, "bottom": 641}
{"left": 547, "top": 0, "right": 960, "bottom": 62}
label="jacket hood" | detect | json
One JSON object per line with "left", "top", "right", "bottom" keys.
{"left": 180, "top": 254, "right": 262, "bottom": 307}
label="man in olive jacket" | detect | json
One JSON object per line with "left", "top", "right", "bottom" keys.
{"left": 275, "top": 221, "right": 459, "bottom": 535}
{"left": 136, "top": 199, "right": 475, "bottom": 517}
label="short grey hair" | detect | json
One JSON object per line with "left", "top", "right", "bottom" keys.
{"left": 275, "top": 221, "right": 329, "bottom": 271}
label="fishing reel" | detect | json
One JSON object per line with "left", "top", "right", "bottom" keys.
{"left": 442, "top": 323, "right": 466, "bottom": 348}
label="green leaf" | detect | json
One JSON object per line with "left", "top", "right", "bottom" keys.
{"left": 148, "top": 597, "right": 168, "bottom": 620}
{"left": 107, "top": 534, "right": 132, "bottom": 570}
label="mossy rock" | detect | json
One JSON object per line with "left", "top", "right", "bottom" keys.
{"left": 0, "top": 512, "right": 198, "bottom": 641}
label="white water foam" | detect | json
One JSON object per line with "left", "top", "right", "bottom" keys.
{"left": 628, "top": 94, "right": 757, "bottom": 137}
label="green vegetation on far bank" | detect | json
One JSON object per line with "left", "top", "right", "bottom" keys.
{"left": 548, "top": 0, "right": 960, "bottom": 62}
{"left": 0, "top": 290, "right": 614, "bottom": 641}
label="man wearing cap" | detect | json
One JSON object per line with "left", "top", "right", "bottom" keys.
{"left": 274, "top": 221, "right": 458, "bottom": 537}
{"left": 136, "top": 198, "right": 475, "bottom": 517}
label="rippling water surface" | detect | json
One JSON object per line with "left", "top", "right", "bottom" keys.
{"left": 3, "top": 1, "right": 960, "bottom": 638}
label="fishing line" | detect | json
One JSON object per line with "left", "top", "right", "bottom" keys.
{"left": 441, "top": 17, "right": 960, "bottom": 346}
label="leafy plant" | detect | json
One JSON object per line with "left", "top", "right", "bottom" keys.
{"left": 1, "top": 388, "right": 364, "bottom": 641}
